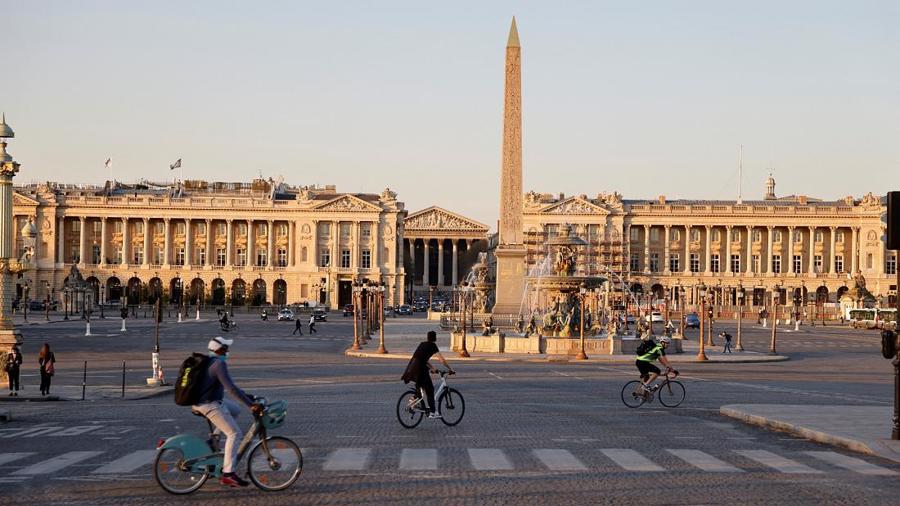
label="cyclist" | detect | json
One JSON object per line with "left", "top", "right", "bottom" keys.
{"left": 635, "top": 335, "right": 676, "bottom": 393}
{"left": 192, "top": 336, "right": 263, "bottom": 488}
{"left": 401, "top": 331, "right": 454, "bottom": 418}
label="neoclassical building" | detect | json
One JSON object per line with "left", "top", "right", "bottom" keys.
{"left": 11, "top": 180, "right": 410, "bottom": 310}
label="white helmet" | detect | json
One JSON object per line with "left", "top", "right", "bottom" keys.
{"left": 658, "top": 336, "right": 672, "bottom": 345}
{"left": 208, "top": 336, "right": 233, "bottom": 352}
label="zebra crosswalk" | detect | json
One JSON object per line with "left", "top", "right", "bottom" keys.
{"left": 0, "top": 447, "right": 895, "bottom": 484}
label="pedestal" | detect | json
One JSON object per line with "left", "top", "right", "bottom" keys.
{"left": 492, "top": 245, "right": 526, "bottom": 315}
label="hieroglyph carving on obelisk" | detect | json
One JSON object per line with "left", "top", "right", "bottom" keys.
{"left": 499, "top": 17, "right": 523, "bottom": 246}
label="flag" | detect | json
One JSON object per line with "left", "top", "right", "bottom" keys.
{"left": 170, "top": 158, "right": 182, "bottom": 170}
{"left": 104, "top": 158, "right": 112, "bottom": 169}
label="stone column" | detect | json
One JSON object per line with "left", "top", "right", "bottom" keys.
{"left": 99, "top": 217, "right": 107, "bottom": 266}
{"left": 267, "top": 220, "right": 275, "bottom": 268}
{"left": 451, "top": 240, "right": 459, "bottom": 285}
{"left": 745, "top": 226, "right": 753, "bottom": 274}
{"left": 423, "top": 239, "right": 430, "bottom": 286}
{"left": 684, "top": 225, "right": 692, "bottom": 274}
{"left": 57, "top": 217, "right": 65, "bottom": 264}
{"left": 829, "top": 226, "right": 837, "bottom": 274}
{"left": 787, "top": 226, "right": 795, "bottom": 274}
{"left": 225, "top": 219, "right": 233, "bottom": 267}
{"left": 142, "top": 218, "right": 151, "bottom": 267}
{"left": 372, "top": 222, "right": 381, "bottom": 273}
{"left": 351, "top": 221, "right": 360, "bottom": 269}
{"left": 643, "top": 225, "right": 651, "bottom": 273}
{"left": 205, "top": 219, "right": 213, "bottom": 267}
{"left": 287, "top": 221, "right": 295, "bottom": 267}
{"left": 246, "top": 219, "right": 254, "bottom": 267}
{"left": 330, "top": 221, "right": 338, "bottom": 270}
{"left": 78, "top": 216, "right": 86, "bottom": 264}
{"left": 184, "top": 218, "right": 192, "bottom": 266}
{"left": 121, "top": 217, "right": 129, "bottom": 266}
{"left": 808, "top": 226, "right": 816, "bottom": 274}
{"left": 408, "top": 240, "right": 415, "bottom": 276}
{"left": 766, "top": 225, "right": 774, "bottom": 275}
{"left": 725, "top": 225, "right": 733, "bottom": 274}
{"left": 851, "top": 226, "right": 859, "bottom": 274}
{"left": 704, "top": 225, "right": 712, "bottom": 274}
{"left": 663, "top": 225, "right": 671, "bottom": 274}
{"left": 163, "top": 218, "right": 171, "bottom": 266}
{"left": 437, "top": 239, "right": 445, "bottom": 285}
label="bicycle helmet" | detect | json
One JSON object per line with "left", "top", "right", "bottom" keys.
{"left": 658, "top": 336, "right": 672, "bottom": 345}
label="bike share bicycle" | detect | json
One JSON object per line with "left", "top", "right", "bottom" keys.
{"left": 154, "top": 397, "right": 302, "bottom": 494}
{"left": 621, "top": 370, "right": 685, "bottom": 408}
{"left": 397, "top": 370, "right": 465, "bottom": 428}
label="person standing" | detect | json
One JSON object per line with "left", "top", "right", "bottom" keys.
{"left": 292, "top": 317, "right": 303, "bottom": 335}
{"left": 5, "top": 344, "right": 22, "bottom": 396}
{"left": 721, "top": 332, "right": 733, "bottom": 353}
{"left": 38, "top": 343, "right": 55, "bottom": 396}
{"left": 308, "top": 314, "right": 317, "bottom": 334}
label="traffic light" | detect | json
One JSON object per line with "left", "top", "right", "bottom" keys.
{"left": 888, "top": 192, "right": 900, "bottom": 250}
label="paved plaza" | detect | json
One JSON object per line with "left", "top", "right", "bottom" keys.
{"left": 0, "top": 312, "right": 897, "bottom": 505}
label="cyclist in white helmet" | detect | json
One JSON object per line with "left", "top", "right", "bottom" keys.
{"left": 635, "top": 335, "right": 677, "bottom": 392}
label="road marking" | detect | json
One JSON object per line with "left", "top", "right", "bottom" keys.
{"left": 1, "top": 427, "right": 63, "bottom": 439}
{"left": 0, "top": 453, "right": 35, "bottom": 466}
{"left": 399, "top": 449, "right": 437, "bottom": 470}
{"left": 667, "top": 449, "right": 742, "bottom": 472}
{"left": 803, "top": 451, "right": 897, "bottom": 476}
{"left": 734, "top": 450, "right": 823, "bottom": 474}
{"left": 468, "top": 449, "right": 513, "bottom": 471}
{"left": 12, "top": 451, "right": 104, "bottom": 475}
{"left": 533, "top": 449, "right": 587, "bottom": 471}
{"left": 600, "top": 449, "right": 664, "bottom": 472}
{"left": 323, "top": 448, "right": 371, "bottom": 471}
{"left": 488, "top": 372, "right": 504, "bottom": 380}
{"left": 91, "top": 450, "right": 156, "bottom": 474}
{"left": 49, "top": 426, "right": 102, "bottom": 437}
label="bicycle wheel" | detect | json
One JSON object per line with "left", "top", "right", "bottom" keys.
{"left": 247, "top": 436, "right": 303, "bottom": 491}
{"left": 396, "top": 390, "right": 424, "bottom": 429}
{"left": 153, "top": 448, "right": 209, "bottom": 495}
{"left": 621, "top": 380, "right": 648, "bottom": 408}
{"left": 438, "top": 388, "right": 465, "bottom": 426}
{"left": 658, "top": 380, "right": 685, "bottom": 407}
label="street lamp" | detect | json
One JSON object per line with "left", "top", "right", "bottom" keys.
{"left": 22, "top": 281, "right": 29, "bottom": 322}
{"left": 770, "top": 283, "right": 780, "bottom": 355}
{"left": 697, "top": 282, "right": 708, "bottom": 361}
{"left": 64, "top": 287, "right": 70, "bottom": 320}
{"left": 736, "top": 284, "right": 745, "bottom": 352}
{"left": 351, "top": 281, "right": 361, "bottom": 351}
{"left": 576, "top": 284, "right": 588, "bottom": 360}
{"left": 100, "top": 284, "right": 105, "bottom": 319}
{"left": 44, "top": 281, "right": 50, "bottom": 321}
{"left": 377, "top": 283, "right": 388, "bottom": 354}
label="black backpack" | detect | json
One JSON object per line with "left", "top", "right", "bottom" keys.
{"left": 174, "top": 353, "right": 212, "bottom": 406}
{"left": 635, "top": 338, "right": 657, "bottom": 356}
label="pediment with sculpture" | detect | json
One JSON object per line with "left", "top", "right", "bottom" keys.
{"left": 405, "top": 206, "right": 489, "bottom": 233}
{"left": 13, "top": 192, "right": 39, "bottom": 207}
{"left": 537, "top": 197, "right": 609, "bottom": 216}
{"left": 312, "top": 195, "right": 383, "bottom": 213}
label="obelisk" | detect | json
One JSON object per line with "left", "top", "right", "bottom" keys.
{"left": 492, "top": 18, "right": 527, "bottom": 316}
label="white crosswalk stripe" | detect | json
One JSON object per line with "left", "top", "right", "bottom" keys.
{"left": 533, "top": 449, "right": 587, "bottom": 471}
{"left": 803, "top": 451, "right": 897, "bottom": 476}
{"left": 399, "top": 449, "right": 437, "bottom": 470}
{"left": 91, "top": 450, "right": 156, "bottom": 474}
{"left": 323, "top": 448, "right": 371, "bottom": 471}
{"left": 468, "top": 449, "right": 513, "bottom": 471}
{"left": 667, "top": 449, "right": 743, "bottom": 473}
{"left": 0, "top": 453, "right": 35, "bottom": 466}
{"left": 600, "top": 449, "right": 664, "bottom": 472}
{"left": 734, "top": 450, "right": 823, "bottom": 474}
{"left": 11, "top": 451, "right": 105, "bottom": 475}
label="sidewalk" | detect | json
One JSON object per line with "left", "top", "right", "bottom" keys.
{"left": 0, "top": 385, "right": 173, "bottom": 402}
{"left": 721, "top": 404, "right": 900, "bottom": 463}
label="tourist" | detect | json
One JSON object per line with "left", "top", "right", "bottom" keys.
{"left": 5, "top": 343, "right": 22, "bottom": 396}
{"left": 38, "top": 343, "right": 55, "bottom": 396}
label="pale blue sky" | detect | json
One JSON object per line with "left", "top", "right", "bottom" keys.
{"left": 4, "top": 1, "right": 898, "bottom": 227}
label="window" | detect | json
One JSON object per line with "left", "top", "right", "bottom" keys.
{"left": 133, "top": 249, "right": 144, "bottom": 265}
{"left": 92, "top": 221, "right": 102, "bottom": 233}
{"left": 340, "top": 223, "right": 351, "bottom": 237}
{"left": 277, "top": 248, "right": 287, "bottom": 267}
{"left": 113, "top": 221, "right": 123, "bottom": 234}
{"left": 301, "top": 247, "right": 308, "bottom": 263}
{"left": 835, "top": 255, "right": 844, "bottom": 273}
{"left": 340, "top": 249, "right": 351, "bottom": 268}
{"left": 711, "top": 229, "right": 720, "bottom": 242}
{"left": 588, "top": 225, "right": 600, "bottom": 240}
{"left": 887, "top": 254, "right": 897, "bottom": 275}
{"left": 670, "top": 229, "right": 680, "bottom": 242}
{"left": 175, "top": 247, "right": 186, "bottom": 266}
{"left": 258, "top": 223, "right": 267, "bottom": 236}
{"left": 277, "top": 223, "right": 287, "bottom": 236}
{"left": 237, "top": 223, "right": 247, "bottom": 236}
{"left": 773, "top": 230, "right": 782, "bottom": 242}
{"left": 866, "top": 253, "right": 873, "bottom": 270}
{"left": 198, "top": 223, "right": 206, "bottom": 236}
{"left": 731, "top": 230, "right": 740, "bottom": 242}
{"left": 752, "top": 254, "right": 760, "bottom": 273}
{"left": 236, "top": 248, "right": 246, "bottom": 266}
{"left": 361, "top": 224, "right": 372, "bottom": 238}
{"left": 175, "top": 222, "right": 185, "bottom": 235}
{"left": 649, "top": 253, "right": 659, "bottom": 272}
{"left": 731, "top": 254, "right": 741, "bottom": 273}
{"left": 815, "top": 230, "right": 823, "bottom": 243}
{"left": 546, "top": 224, "right": 558, "bottom": 238}
{"left": 630, "top": 253, "right": 639, "bottom": 272}
{"left": 70, "top": 245, "right": 79, "bottom": 263}
{"left": 630, "top": 228, "right": 639, "bottom": 241}
{"left": 794, "top": 230, "right": 802, "bottom": 243}
{"left": 691, "top": 229, "right": 700, "bottom": 242}
{"left": 814, "top": 255, "right": 822, "bottom": 273}
{"left": 155, "top": 222, "right": 164, "bottom": 235}
{"left": 72, "top": 220, "right": 81, "bottom": 234}
{"left": 362, "top": 249, "right": 371, "bottom": 269}
{"left": 256, "top": 250, "right": 267, "bottom": 267}
{"left": 669, "top": 253, "right": 680, "bottom": 272}
{"left": 217, "top": 223, "right": 226, "bottom": 236}
{"left": 772, "top": 254, "right": 781, "bottom": 274}
{"left": 649, "top": 228, "right": 659, "bottom": 241}
{"left": 836, "top": 231, "right": 844, "bottom": 242}
{"left": 319, "top": 223, "right": 330, "bottom": 238}
{"left": 711, "top": 254, "right": 720, "bottom": 273}
{"left": 91, "top": 245, "right": 101, "bottom": 264}
{"left": 153, "top": 246, "right": 164, "bottom": 265}
{"left": 114, "top": 247, "right": 123, "bottom": 265}
{"left": 793, "top": 255, "right": 801, "bottom": 273}
{"left": 216, "top": 248, "right": 226, "bottom": 267}
{"left": 752, "top": 230, "right": 761, "bottom": 242}
{"left": 690, "top": 254, "right": 700, "bottom": 273}
{"left": 198, "top": 248, "right": 206, "bottom": 265}
{"left": 134, "top": 221, "right": 143, "bottom": 235}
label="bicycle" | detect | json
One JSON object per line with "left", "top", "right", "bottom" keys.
{"left": 220, "top": 320, "right": 237, "bottom": 332}
{"left": 153, "top": 397, "right": 302, "bottom": 494}
{"left": 621, "top": 370, "right": 685, "bottom": 408}
{"left": 396, "top": 370, "right": 465, "bottom": 429}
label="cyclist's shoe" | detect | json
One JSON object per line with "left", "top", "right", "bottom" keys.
{"left": 650, "top": 384, "right": 660, "bottom": 392}
{"left": 427, "top": 412, "right": 441, "bottom": 419}
{"left": 220, "top": 472, "right": 250, "bottom": 488}
{"left": 640, "top": 384, "right": 652, "bottom": 392}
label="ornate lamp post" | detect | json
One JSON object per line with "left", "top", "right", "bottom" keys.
{"left": 459, "top": 281, "right": 470, "bottom": 357}
{"left": 770, "top": 283, "right": 780, "bottom": 355}
{"left": 22, "top": 281, "right": 29, "bottom": 322}
{"left": 377, "top": 283, "right": 388, "bottom": 354}
{"left": 63, "top": 287, "right": 70, "bottom": 320}
{"left": 44, "top": 281, "right": 50, "bottom": 321}
{"left": 697, "top": 282, "right": 708, "bottom": 361}
{"left": 351, "top": 280, "right": 361, "bottom": 350}
{"left": 576, "top": 283, "right": 588, "bottom": 360}
{"left": 736, "top": 283, "right": 745, "bottom": 351}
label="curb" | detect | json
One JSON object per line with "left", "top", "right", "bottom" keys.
{"left": 344, "top": 350, "right": 790, "bottom": 364}
{"left": 126, "top": 386, "right": 174, "bottom": 400}
{"left": 0, "top": 396, "right": 63, "bottom": 403}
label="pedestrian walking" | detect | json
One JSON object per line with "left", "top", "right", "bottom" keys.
{"left": 721, "top": 332, "right": 733, "bottom": 353}
{"left": 5, "top": 343, "right": 22, "bottom": 396}
{"left": 38, "top": 343, "right": 56, "bottom": 396}
{"left": 292, "top": 318, "right": 303, "bottom": 335}
{"left": 308, "top": 314, "right": 317, "bottom": 334}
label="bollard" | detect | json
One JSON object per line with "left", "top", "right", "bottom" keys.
{"left": 196, "top": 308, "right": 200, "bottom": 321}
{"left": 85, "top": 321, "right": 92, "bottom": 336}
{"left": 177, "top": 312, "right": 182, "bottom": 323}
{"left": 121, "top": 361, "right": 126, "bottom": 398}
{"left": 81, "top": 361, "right": 87, "bottom": 401}
{"left": 120, "top": 318, "right": 126, "bottom": 332}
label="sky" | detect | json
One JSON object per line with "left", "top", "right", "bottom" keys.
{"left": 4, "top": 1, "right": 899, "bottom": 228}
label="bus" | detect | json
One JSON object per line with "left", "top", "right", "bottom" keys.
{"left": 846, "top": 308, "right": 897, "bottom": 330}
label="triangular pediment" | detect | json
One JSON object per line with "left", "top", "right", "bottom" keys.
{"left": 312, "top": 194, "right": 382, "bottom": 213}
{"left": 13, "top": 192, "right": 39, "bottom": 206}
{"left": 540, "top": 197, "right": 608, "bottom": 215}
{"left": 405, "top": 206, "right": 489, "bottom": 232}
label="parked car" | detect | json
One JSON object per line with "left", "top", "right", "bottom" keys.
{"left": 277, "top": 308, "right": 294, "bottom": 321}
{"left": 684, "top": 312, "right": 701, "bottom": 329}
{"left": 343, "top": 304, "right": 354, "bottom": 317}
{"left": 384, "top": 306, "right": 394, "bottom": 317}
{"left": 397, "top": 305, "right": 413, "bottom": 316}
{"left": 644, "top": 311, "right": 665, "bottom": 323}
{"left": 28, "top": 300, "right": 47, "bottom": 311}
{"left": 312, "top": 309, "right": 328, "bottom": 322}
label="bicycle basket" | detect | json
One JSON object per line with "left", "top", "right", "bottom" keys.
{"left": 261, "top": 400, "right": 287, "bottom": 429}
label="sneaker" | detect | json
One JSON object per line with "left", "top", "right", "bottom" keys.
{"left": 220, "top": 472, "right": 250, "bottom": 488}
{"left": 427, "top": 412, "right": 441, "bottom": 419}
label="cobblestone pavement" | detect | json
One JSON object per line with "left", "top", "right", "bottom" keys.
{"left": 0, "top": 312, "right": 897, "bottom": 505}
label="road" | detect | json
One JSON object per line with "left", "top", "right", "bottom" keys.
{"left": 0, "top": 311, "right": 897, "bottom": 505}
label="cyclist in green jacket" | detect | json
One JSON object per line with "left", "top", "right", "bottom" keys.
{"left": 635, "top": 335, "right": 676, "bottom": 392}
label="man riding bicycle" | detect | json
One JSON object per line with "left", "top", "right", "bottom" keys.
{"left": 192, "top": 336, "right": 263, "bottom": 487}
{"left": 401, "top": 331, "right": 454, "bottom": 418}
{"left": 635, "top": 335, "right": 677, "bottom": 392}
